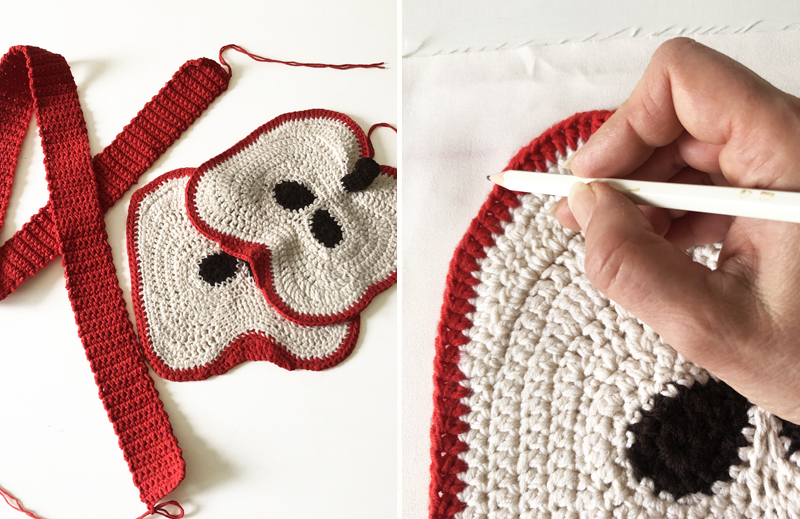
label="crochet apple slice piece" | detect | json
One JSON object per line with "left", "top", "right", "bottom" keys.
{"left": 128, "top": 168, "right": 360, "bottom": 382}
{"left": 185, "top": 109, "right": 397, "bottom": 326}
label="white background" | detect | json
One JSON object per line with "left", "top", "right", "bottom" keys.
{"left": 402, "top": 3, "right": 800, "bottom": 519}
{"left": 0, "top": 1, "right": 396, "bottom": 519}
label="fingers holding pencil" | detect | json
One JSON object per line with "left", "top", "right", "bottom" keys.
{"left": 548, "top": 36, "right": 800, "bottom": 248}
{"left": 528, "top": 38, "right": 800, "bottom": 424}
{"left": 567, "top": 37, "right": 800, "bottom": 189}
{"left": 551, "top": 163, "right": 734, "bottom": 246}
{"left": 552, "top": 192, "right": 673, "bottom": 237}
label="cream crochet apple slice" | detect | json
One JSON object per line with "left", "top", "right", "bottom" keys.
{"left": 185, "top": 109, "right": 397, "bottom": 326}
{"left": 127, "top": 168, "right": 359, "bottom": 382}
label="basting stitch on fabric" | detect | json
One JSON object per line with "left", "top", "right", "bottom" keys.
{"left": 429, "top": 110, "right": 800, "bottom": 519}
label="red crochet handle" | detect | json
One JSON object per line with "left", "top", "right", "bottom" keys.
{"left": 0, "top": 46, "right": 229, "bottom": 515}
{"left": 0, "top": 52, "right": 229, "bottom": 300}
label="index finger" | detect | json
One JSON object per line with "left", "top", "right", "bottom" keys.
{"left": 569, "top": 38, "right": 800, "bottom": 190}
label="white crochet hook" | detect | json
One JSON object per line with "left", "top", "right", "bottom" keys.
{"left": 488, "top": 170, "right": 800, "bottom": 224}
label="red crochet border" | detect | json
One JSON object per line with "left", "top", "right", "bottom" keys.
{"left": 184, "top": 109, "right": 397, "bottom": 327}
{"left": 127, "top": 168, "right": 362, "bottom": 382}
{"left": 428, "top": 110, "right": 613, "bottom": 519}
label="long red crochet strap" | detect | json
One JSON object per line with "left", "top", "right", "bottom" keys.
{"left": 0, "top": 53, "right": 229, "bottom": 300}
{"left": 0, "top": 46, "right": 225, "bottom": 514}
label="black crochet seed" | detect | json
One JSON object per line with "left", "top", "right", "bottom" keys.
{"left": 627, "top": 378, "right": 750, "bottom": 499}
{"left": 341, "top": 157, "right": 380, "bottom": 193}
{"left": 274, "top": 180, "right": 316, "bottom": 210}
{"left": 310, "top": 209, "right": 343, "bottom": 248}
{"left": 779, "top": 419, "right": 800, "bottom": 459}
{"left": 199, "top": 252, "right": 243, "bottom": 286}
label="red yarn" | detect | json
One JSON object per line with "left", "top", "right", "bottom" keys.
{"left": 427, "top": 110, "right": 614, "bottom": 519}
{"left": 0, "top": 486, "right": 41, "bottom": 519}
{"left": 366, "top": 122, "right": 396, "bottom": 158}
{"left": 0, "top": 45, "right": 228, "bottom": 513}
{"left": 136, "top": 501, "right": 185, "bottom": 519}
{"left": 218, "top": 43, "right": 385, "bottom": 77}
{"left": 0, "top": 55, "right": 229, "bottom": 300}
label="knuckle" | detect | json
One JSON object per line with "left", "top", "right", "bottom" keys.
{"left": 653, "top": 37, "right": 697, "bottom": 65}
{"left": 630, "top": 91, "right": 670, "bottom": 145}
{"left": 584, "top": 232, "right": 635, "bottom": 296}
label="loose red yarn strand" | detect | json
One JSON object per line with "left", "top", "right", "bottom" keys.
{"left": 218, "top": 43, "right": 385, "bottom": 77}
{"left": 135, "top": 501, "right": 185, "bottom": 519}
{"left": 0, "top": 486, "right": 42, "bottom": 519}
{"left": 366, "top": 122, "right": 396, "bottom": 158}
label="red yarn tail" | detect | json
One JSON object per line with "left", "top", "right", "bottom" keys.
{"left": 366, "top": 122, "right": 396, "bottom": 158}
{"left": 218, "top": 43, "right": 385, "bottom": 76}
{"left": 0, "top": 485, "right": 42, "bottom": 519}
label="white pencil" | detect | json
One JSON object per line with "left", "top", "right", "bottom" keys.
{"left": 488, "top": 170, "right": 800, "bottom": 224}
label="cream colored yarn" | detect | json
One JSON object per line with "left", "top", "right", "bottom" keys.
{"left": 452, "top": 147, "right": 800, "bottom": 519}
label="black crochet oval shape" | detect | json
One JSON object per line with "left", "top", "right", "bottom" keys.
{"left": 199, "top": 252, "right": 241, "bottom": 286}
{"left": 342, "top": 157, "right": 380, "bottom": 193}
{"left": 310, "top": 209, "right": 343, "bottom": 248}
{"left": 274, "top": 180, "right": 316, "bottom": 210}
{"left": 627, "top": 379, "right": 750, "bottom": 499}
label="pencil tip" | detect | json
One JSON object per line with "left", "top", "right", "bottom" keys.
{"left": 487, "top": 172, "right": 504, "bottom": 187}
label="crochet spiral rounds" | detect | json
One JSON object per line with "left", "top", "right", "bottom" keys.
{"left": 430, "top": 111, "right": 800, "bottom": 519}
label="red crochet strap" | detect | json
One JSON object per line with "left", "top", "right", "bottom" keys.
{"left": 0, "top": 56, "right": 229, "bottom": 300}
{"left": 428, "top": 110, "right": 613, "bottom": 519}
{"left": 0, "top": 46, "right": 184, "bottom": 510}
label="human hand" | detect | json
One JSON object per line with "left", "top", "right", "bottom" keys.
{"left": 552, "top": 37, "right": 800, "bottom": 424}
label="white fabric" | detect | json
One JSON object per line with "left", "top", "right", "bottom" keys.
{"left": 402, "top": 0, "right": 800, "bottom": 57}
{"left": 402, "top": 30, "right": 800, "bottom": 519}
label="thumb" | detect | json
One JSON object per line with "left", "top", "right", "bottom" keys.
{"left": 568, "top": 181, "right": 720, "bottom": 350}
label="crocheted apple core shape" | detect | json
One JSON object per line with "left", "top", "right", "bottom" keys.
{"left": 186, "top": 109, "right": 397, "bottom": 326}
{"left": 429, "top": 111, "right": 800, "bottom": 519}
{"left": 128, "top": 169, "right": 360, "bottom": 381}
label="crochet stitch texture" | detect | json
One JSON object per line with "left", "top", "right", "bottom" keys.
{"left": 185, "top": 109, "right": 397, "bottom": 326}
{"left": 430, "top": 111, "right": 800, "bottom": 519}
{"left": 0, "top": 54, "right": 228, "bottom": 302}
{"left": 128, "top": 169, "right": 360, "bottom": 381}
{"left": 0, "top": 45, "right": 229, "bottom": 512}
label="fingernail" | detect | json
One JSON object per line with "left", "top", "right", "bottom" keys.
{"left": 567, "top": 181, "right": 596, "bottom": 229}
{"left": 562, "top": 148, "right": 581, "bottom": 173}
{"left": 544, "top": 202, "right": 557, "bottom": 217}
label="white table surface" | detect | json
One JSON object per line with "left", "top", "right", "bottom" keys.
{"left": 401, "top": 4, "right": 800, "bottom": 518}
{"left": 0, "top": 2, "right": 396, "bottom": 518}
